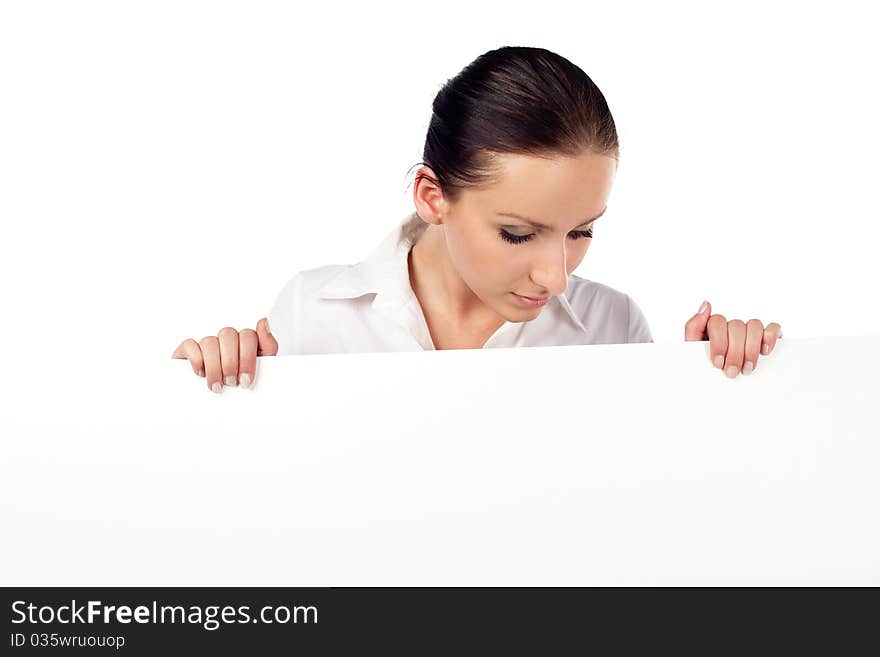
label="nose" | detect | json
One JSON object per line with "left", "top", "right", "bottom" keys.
{"left": 529, "top": 239, "right": 570, "bottom": 297}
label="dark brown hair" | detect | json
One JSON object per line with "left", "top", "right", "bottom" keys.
{"left": 411, "top": 46, "right": 620, "bottom": 204}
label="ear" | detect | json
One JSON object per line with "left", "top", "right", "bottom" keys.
{"left": 412, "top": 165, "right": 448, "bottom": 226}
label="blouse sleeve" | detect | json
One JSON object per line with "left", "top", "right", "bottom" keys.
{"left": 266, "top": 272, "right": 304, "bottom": 356}
{"left": 625, "top": 294, "right": 654, "bottom": 344}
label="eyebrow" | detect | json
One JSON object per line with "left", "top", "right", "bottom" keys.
{"left": 495, "top": 206, "right": 608, "bottom": 230}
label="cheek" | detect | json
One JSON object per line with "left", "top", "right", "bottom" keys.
{"left": 567, "top": 240, "right": 591, "bottom": 273}
{"left": 472, "top": 241, "right": 513, "bottom": 282}
{"left": 447, "top": 228, "right": 496, "bottom": 280}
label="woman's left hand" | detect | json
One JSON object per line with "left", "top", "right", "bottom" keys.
{"left": 684, "top": 300, "right": 783, "bottom": 378}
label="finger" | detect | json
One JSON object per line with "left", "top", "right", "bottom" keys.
{"left": 217, "top": 327, "right": 240, "bottom": 387}
{"left": 199, "top": 336, "right": 222, "bottom": 393}
{"left": 706, "top": 314, "right": 728, "bottom": 369}
{"left": 238, "top": 328, "right": 258, "bottom": 389}
{"left": 742, "top": 319, "right": 764, "bottom": 375}
{"left": 684, "top": 300, "right": 712, "bottom": 341}
{"left": 762, "top": 322, "right": 783, "bottom": 355}
{"left": 256, "top": 317, "right": 279, "bottom": 356}
{"left": 172, "top": 338, "right": 205, "bottom": 377}
{"left": 723, "top": 320, "right": 747, "bottom": 378}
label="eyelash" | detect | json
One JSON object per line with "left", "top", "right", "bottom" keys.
{"left": 498, "top": 228, "right": 593, "bottom": 245}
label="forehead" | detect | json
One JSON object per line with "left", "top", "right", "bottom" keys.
{"left": 468, "top": 152, "right": 617, "bottom": 221}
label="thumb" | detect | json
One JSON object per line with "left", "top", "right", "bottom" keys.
{"left": 256, "top": 317, "right": 279, "bottom": 356}
{"left": 684, "top": 299, "right": 711, "bottom": 341}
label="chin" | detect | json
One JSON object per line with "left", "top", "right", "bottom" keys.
{"left": 504, "top": 296, "right": 546, "bottom": 317}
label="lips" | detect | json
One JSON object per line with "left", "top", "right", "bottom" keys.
{"left": 512, "top": 292, "right": 550, "bottom": 308}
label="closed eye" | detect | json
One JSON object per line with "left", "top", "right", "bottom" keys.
{"left": 499, "top": 228, "right": 593, "bottom": 245}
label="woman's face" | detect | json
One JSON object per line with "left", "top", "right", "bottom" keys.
{"left": 440, "top": 150, "right": 617, "bottom": 321}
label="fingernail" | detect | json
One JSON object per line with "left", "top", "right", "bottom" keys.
{"left": 713, "top": 354, "right": 724, "bottom": 369}
{"left": 725, "top": 365, "right": 738, "bottom": 378}
{"left": 742, "top": 361, "right": 754, "bottom": 375}
{"left": 762, "top": 344, "right": 770, "bottom": 355}
{"left": 698, "top": 300, "right": 708, "bottom": 314}
{"left": 198, "top": 369, "right": 205, "bottom": 377}
{"left": 224, "top": 375, "right": 237, "bottom": 387}
{"left": 240, "top": 373, "right": 251, "bottom": 389}
{"left": 211, "top": 382, "right": 222, "bottom": 394}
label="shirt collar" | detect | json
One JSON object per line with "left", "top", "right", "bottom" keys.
{"left": 316, "top": 213, "right": 588, "bottom": 334}
{"left": 556, "top": 282, "right": 588, "bottom": 333}
{"left": 316, "top": 213, "right": 422, "bottom": 307}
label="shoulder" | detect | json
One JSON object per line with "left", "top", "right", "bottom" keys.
{"left": 273, "top": 264, "right": 353, "bottom": 299}
{"left": 565, "top": 274, "right": 632, "bottom": 309}
{"left": 266, "top": 264, "right": 361, "bottom": 355}
{"left": 565, "top": 274, "right": 653, "bottom": 344}
{"left": 565, "top": 274, "right": 635, "bottom": 317}
{"left": 267, "top": 263, "right": 362, "bottom": 326}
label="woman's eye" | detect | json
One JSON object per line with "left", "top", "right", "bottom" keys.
{"left": 499, "top": 229, "right": 534, "bottom": 244}
{"left": 498, "top": 228, "right": 593, "bottom": 245}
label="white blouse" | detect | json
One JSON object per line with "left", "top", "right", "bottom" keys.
{"left": 267, "top": 213, "right": 653, "bottom": 355}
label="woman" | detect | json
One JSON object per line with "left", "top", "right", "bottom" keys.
{"left": 172, "top": 46, "right": 782, "bottom": 392}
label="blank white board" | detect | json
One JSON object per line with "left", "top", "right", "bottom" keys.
{"left": 1, "top": 336, "right": 878, "bottom": 586}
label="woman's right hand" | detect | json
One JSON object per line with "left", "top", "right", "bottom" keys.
{"left": 171, "top": 318, "right": 278, "bottom": 393}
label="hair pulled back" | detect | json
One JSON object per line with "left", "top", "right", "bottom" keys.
{"left": 412, "top": 46, "right": 619, "bottom": 204}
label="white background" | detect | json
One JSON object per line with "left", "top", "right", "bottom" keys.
{"left": 1, "top": 2, "right": 878, "bottom": 406}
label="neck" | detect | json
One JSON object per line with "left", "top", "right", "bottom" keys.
{"left": 408, "top": 224, "right": 506, "bottom": 334}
